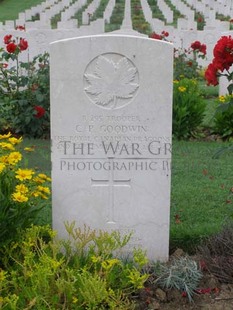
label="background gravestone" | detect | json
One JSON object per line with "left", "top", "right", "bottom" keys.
{"left": 50, "top": 34, "right": 173, "bottom": 261}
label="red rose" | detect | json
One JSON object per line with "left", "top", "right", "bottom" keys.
{"left": 213, "top": 36, "right": 233, "bottom": 71}
{"left": 191, "top": 41, "right": 201, "bottom": 50}
{"left": 199, "top": 44, "right": 207, "bottom": 55}
{"left": 4, "top": 34, "right": 12, "bottom": 44}
{"left": 19, "top": 38, "right": 28, "bottom": 51}
{"left": 16, "top": 25, "right": 25, "bottom": 31}
{"left": 162, "top": 30, "right": 169, "bottom": 37}
{"left": 6, "top": 42, "right": 17, "bottom": 53}
{"left": 150, "top": 32, "right": 162, "bottom": 40}
{"left": 34, "top": 106, "right": 45, "bottom": 118}
{"left": 204, "top": 63, "right": 219, "bottom": 86}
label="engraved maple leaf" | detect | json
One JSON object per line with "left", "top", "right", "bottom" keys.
{"left": 84, "top": 56, "right": 139, "bottom": 108}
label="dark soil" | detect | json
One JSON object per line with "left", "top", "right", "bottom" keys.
{"left": 134, "top": 250, "right": 233, "bottom": 310}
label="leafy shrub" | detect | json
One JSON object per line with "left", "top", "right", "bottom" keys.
{"left": 172, "top": 78, "right": 206, "bottom": 139}
{"left": 0, "top": 223, "right": 149, "bottom": 309}
{"left": 0, "top": 132, "right": 51, "bottom": 248}
{"left": 0, "top": 30, "right": 50, "bottom": 138}
{"left": 213, "top": 95, "right": 233, "bottom": 140}
{"left": 174, "top": 41, "right": 206, "bottom": 80}
{"left": 195, "top": 13, "right": 205, "bottom": 30}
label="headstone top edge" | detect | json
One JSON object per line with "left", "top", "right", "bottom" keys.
{"left": 50, "top": 34, "right": 174, "bottom": 48}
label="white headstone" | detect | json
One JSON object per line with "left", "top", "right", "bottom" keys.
{"left": 50, "top": 34, "right": 173, "bottom": 261}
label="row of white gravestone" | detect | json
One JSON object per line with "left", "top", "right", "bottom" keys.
{"left": 0, "top": 3, "right": 231, "bottom": 35}
{"left": 0, "top": 25, "right": 231, "bottom": 70}
{"left": 1, "top": 0, "right": 231, "bottom": 31}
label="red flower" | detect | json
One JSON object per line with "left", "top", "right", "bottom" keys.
{"left": 197, "top": 17, "right": 203, "bottom": 23}
{"left": 16, "top": 25, "right": 25, "bottom": 31}
{"left": 190, "top": 41, "right": 206, "bottom": 55}
{"left": 6, "top": 42, "right": 17, "bottom": 54}
{"left": 19, "top": 38, "right": 28, "bottom": 51}
{"left": 0, "top": 63, "right": 8, "bottom": 68}
{"left": 150, "top": 32, "right": 162, "bottom": 40}
{"left": 34, "top": 106, "right": 45, "bottom": 118}
{"left": 4, "top": 34, "right": 12, "bottom": 44}
{"left": 162, "top": 30, "right": 169, "bottom": 37}
{"left": 191, "top": 41, "right": 201, "bottom": 50}
{"left": 204, "top": 63, "right": 219, "bottom": 86}
{"left": 199, "top": 44, "right": 207, "bottom": 55}
{"left": 213, "top": 36, "right": 233, "bottom": 71}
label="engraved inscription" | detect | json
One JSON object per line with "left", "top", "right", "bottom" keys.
{"left": 84, "top": 53, "right": 139, "bottom": 109}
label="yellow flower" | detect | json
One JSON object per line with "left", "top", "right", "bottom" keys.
{"left": 32, "top": 191, "right": 49, "bottom": 199}
{"left": 12, "top": 192, "right": 28, "bottom": 203}
{"left": 38, "top": 173, "right": 51, "bottom": 181}
{"left": 7, "top": 152, "right": 22, "bottom": 165}
{"left": 0, "top": 163, "right": 5, "bottom": 173}
{"left": 218, "top": 95, "right": 226, "bottom": 103}
{"left": 101, "top": 258, "right": 120, "bottom": 270}
{"left": 24, "top": 147, "right": 35, "bottom": 152}
{"left": 32, "top": 191, "right": 39, "bottom": 197}
{"left": 72, "top": 297, "right": 78, "bottom": 304}
{"left": 8, "top": 136, "right": 22, "bottom": 145}
{"left": 0, "top": 142, "right": 15, "bottom": 151}
{"left": 33, "top": 173, "right": 51, "bottom": 184}
{"left": 15, "top": 184, "right": 29, "bottom": 194}
{"left": 91, "top": 255, "right": 101, "bottom": 263}
{"left": 15, "top": 168, "right": 35, "bottom": 181}
{"left": 0, "top": 132, "right": 11, "bottom": 139}
{"left": 0, "top": 155, "right": 9, "bottom": 164}
{"left": 173, "top": 80, "right": 179, "bottom": 84}
{"left": 37, "top": 186, "right": 50, "bottom": 195}
{"left": 178, "top": 86, "right": 186, "bottom": 92}
{"left": 33, "top": 176, "right": 46, "bottom": 184}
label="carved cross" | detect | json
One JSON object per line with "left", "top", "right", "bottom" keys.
{"left": 91, "top": 166, "right": 131, "bottom": 224}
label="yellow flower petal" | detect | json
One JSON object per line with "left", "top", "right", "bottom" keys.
{"left": 12, "top": 192, "right": 28, "bottom": 203}
{"left": 15, "top": 169, "right": 35, "bottom": 181}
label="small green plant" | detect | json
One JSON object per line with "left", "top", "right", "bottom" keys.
{"left": 0, "top": 29, "right": 50, "bottom": 138}
{"left": 0, "top": 133, "right": 51, "bottom": 248}
{"left": 172, "top": 78, "right": 206, "bottom": 139}
{"left": 0, "top": 223, "right": 149, "bottom": 309}
{"left": 155, "top": 256, "right": 203, "bottom": 301}
{"left": 195, "top": 12, "right": 205, "bottom": 30}
{"left": 213, "top": 94, "right": 233, "bottom": 140}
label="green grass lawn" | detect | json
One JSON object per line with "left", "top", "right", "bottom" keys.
{"left": 171, "top": 140, "right": 233, "bottom": 252}
{"left": 20, "top": 138, "right": 233, "bottom": 253}
{"left": 0, "top": 0, "right": 44, "bottom": 22}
